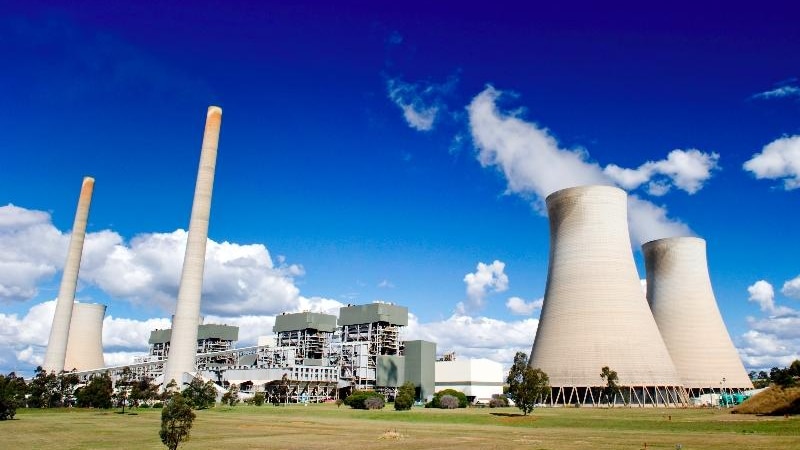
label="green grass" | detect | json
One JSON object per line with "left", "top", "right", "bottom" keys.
{"left": 5, "top": 404, "right": 799, "bottom": 449}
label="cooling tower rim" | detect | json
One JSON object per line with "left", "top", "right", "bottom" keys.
{"left": 545, "top": 184, "right": 623, "bottom": 204}
{"left": 642, "top": 236, "right": 705, "bottom": 251}
{"left": 73, "top": 302, "right": 107, "bottom": 311}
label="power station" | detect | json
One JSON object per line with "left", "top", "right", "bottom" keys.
{"left": 42, "top": 108, "right": 754, "bottom": 407}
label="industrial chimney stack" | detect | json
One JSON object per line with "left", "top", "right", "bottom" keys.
{"left": 163, "top": 106, "right": 222, "bottom": 387}
{"left": 43, "top": 177, "right": 95, "bottom": 373}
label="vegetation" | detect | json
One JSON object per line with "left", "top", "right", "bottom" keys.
{"left": 439, "top": 395, "right": 459, "bottom": 409}
{"left": 394, "top": 382, "right": 415, "bottom": 411}
{"left": 5, "top": 403, "right": 800, "bottom": 449}
{"left": 488, "top": 394, "right": 509, "bottom": 408}
{"left": 221, "top": 384, "right": 240, "bottom": 407}
{"left": 364, "top": 396, "right": 385, "bottom": 410}
{"left": 734, "top": 386, "right": 800, "bottom": 415}
{"left": 75, "top": 372, "right": 113, "bottom": 408}
{"left": 244, "top": 391, "right": 265, "bottom": 406}
{"left": 343, "top": 390, "right": 385, "bottom": 410}
{"left": 426, "top": 389, "right": 468, "bottom": 408}
{"left": 506, "top": 352, "right": 550, "bottom": 415}
{"left": 182, "top": 377, "right": 217, "bottom": 410}
{"left": 749, "top": 360, "right": 800, "bottom": 389}
{"left": 600, "top": 366, "right": 623, "bottom": 406}
{"left": 0, "top": 372, "right": 27, "bottom": 419}
{"left": 160, "top": 392, "right": 196, "bottom": 450}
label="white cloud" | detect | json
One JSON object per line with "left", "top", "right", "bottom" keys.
{"left": 404, "top": 313, "right": 538, "bottom": 369}
{"left": 746, "top": 280, "right": 794, "bottom": 315}
{"left": 0, "top": 205, "right": 68, "bottom": 301}
{"left": 458, "top": 260, "right": 508, "bottom": 314}
{"left": 743, "top": 135, "right": 800, "bottom": 190}
{"left": 751, "top": 84, "right": 800, "bottom": 100}
{"left": 0, "top": 300, "right": 56, "bottom": 372}
{"left": 386, "top": 75, "right": 457, "bottom": 131}
{"left": 378, "top": 279, "right": 395, "bottom": 289}
{"left": 604, "top": 149, "right": 720, "bottom": 196}
{"left": 467, "top": 86, "right": 694, "bottom": 246}
{"left": 505, "top": 296, "right": 543, "bottom": 316}
{"left": 781, "top": 275, "right": 800, "bottom": 300}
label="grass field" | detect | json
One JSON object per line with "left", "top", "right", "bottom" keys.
{"left": 5, "top": 404, "right": 799, "bottom": 449}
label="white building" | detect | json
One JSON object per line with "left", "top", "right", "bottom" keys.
{"left": 435, "top": 358, "right": 504, "bottom": 404}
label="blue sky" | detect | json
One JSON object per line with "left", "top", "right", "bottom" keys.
{"left": 1, "top": 1, "right": 799, "bottom": 376}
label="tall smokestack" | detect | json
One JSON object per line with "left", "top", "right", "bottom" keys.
{"left": 163, "top": 106, "right": 222, "bottom": 386}
{"left": 64, "top": 303, "right": 107, "bottom": 372}
{"left": 643, "top": 237, "right": 753, "bottom": 393}
{"left": 43, "top": 177, "right": 94, "bottom": 373}
{"left": 529, "top": 185, "right": 685, "bottom": 406}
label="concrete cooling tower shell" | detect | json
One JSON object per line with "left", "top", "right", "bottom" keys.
{"left": 643, "top": 237, "right": 753, "bottom": 392}
{"left": 530, "top": 185, "right": 685, "bottom": 406}
{"left": 64, "top": 303, "right": 106, "bottom": 372}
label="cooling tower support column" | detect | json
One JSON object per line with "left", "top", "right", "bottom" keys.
{"left": 644, "top": 237, "right": 753, "bottom": 395}
{"left": 43, "top": 177, "right": 95, "bottom": 373}
{"left": 64, "top": 303, "right": 107, "bottom": 372}
{"left": 163, "top": 106, "right": 222, "bottom": 387}
{"left": 529, "top": 185, "right": 686, "bottom": 407}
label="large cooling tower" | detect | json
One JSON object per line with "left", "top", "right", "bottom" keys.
{"left": 64, "top": 303, "right": 106, "bottom": 372}
{"left": 43, "top": 177, "right": 94, "bottom": 373}
{"left": 643, "top": 237, "right": 752, "bottom": 392}
{"left": 529, "top": 185, "right": 684, "bottom": 405}
{"left": 163, "top": 106, "right": 222, "bottom": 386}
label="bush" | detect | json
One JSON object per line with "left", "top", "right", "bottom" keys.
{"left": 153, "top": 402, "right": 164, "bottom": 408}
{"left": 364, "top": 396, "right": 385, "bottom": 410}
{"left": 439, "top": 395, "right": 459, "bottom": 409}
{"left": 489, "top": 394, "right": 509, "bottom": 408}
{"left": 394, "top": 382, "right": 415, "bottom": 411}
{"left": 426, "top": 389, "right": 468, "bottom": 408}
{"left": 343, "top": 391, "right": 385, "bottom": 410}
{"left": 140, "top": 404, "right": 151, "bottom": 409}
{"left": 252, "top": 392, "right": 265, "bottom": 406}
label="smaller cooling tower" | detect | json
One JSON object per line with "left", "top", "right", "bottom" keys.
{"left": 530, "top": 185, "right": 685, "bottom": 406}
{"left": 64, "top": 303, "right": 106, "bottom": 372}
{"left": 643, "top": 237, "right": 752, "bottom": 392}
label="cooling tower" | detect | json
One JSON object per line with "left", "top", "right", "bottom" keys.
{"left": 163, "top": 106, "right": 222, "bottom": 387}
{"left": 529, "top": 185, "right": 685, "bottom": 406}
{"left": 64, "top": 303, "right": 106, "bottom": 372}
{"left": 43, "top": 177, "right": 94, "bottom": 373}
{"left": 643, "top": 237, "right": 753, "bottom": 393}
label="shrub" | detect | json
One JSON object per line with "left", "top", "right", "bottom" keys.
{"left": 489, "top": 394, "right": 509, "bottom": 408}
{"left": 252, "top": 392, "right": 265, "bottom": 406}
{"left": 153, "top": 402, "right": 164, "bottom": 408}
{"left": 364, "top": 396, "right": 385, "bottom": 410}
{"left": 439, "top": 395, "right": 458, "bottom": 409}
{"left": 344, "top": 391, "right": 385, "bottom": 410}
{"left": 394, "top": 382, "right": 415, "bottom": 411}
{"left": 426, "top": 389, "right": 468, "bottom": 408}
{"left": 140, "top": 404, "right": 151, "bottom": 409}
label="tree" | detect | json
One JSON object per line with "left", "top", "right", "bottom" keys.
{"left": 76, "top": 372, "right": 113, "bottom": 408}
{"left": 27, "top": 366, "right": 60, "bottom": 408}
{"left": 506, "top": 352, "right": 550, "bottom": 415}
{"left": 221, "top": 384, "right": 240, "bottom": 407}
{"left": 182, "top": 377, "right": 217, "bottom": 409}
{"left": 0, "top": 372, "right": 27, "bottom": 420}
{"left": 160, "top": 392, "right": 196, "bottom": 450}
{"left": 600, "top": 366, "right": 622, "bottom": 406}
{"left": 131, "top": 378, "right": 159, "bottom": 406}
{"left": 394, "top": 382, "right": 415, "bottom": 411}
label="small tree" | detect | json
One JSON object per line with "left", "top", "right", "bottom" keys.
{"left": 76, "top": 372, "right": 113, "bottom": 408}
{"left": 251, "top": 392, "right": 265, "bottom": 406}
{"left": 394, "top": 382, "right": 415, "bottom": 411}
{"left": 160, "top": 393, "right": 195, "bottom": 450}
{"left": 507, "top": 352, "right": 550, "bottom": 415}
{"left": 221, "top": 384, "right": 240, "bottom": 406}
{"left": 0, "top": 372, "right": 27, "bottom": 420}
{"left": 600, "top": 366, "right": 621, "bottom": 406}
{"left": 182, "top": 377, "right": 217, "bottom": 410}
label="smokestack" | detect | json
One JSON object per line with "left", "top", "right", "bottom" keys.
{"left": 163, "top": 106, "right": 222, "bottom": 386}
{"left": 64, "top": 303, "right": 106, "bottom": 372}
{"left": 43, "top": 177, "right": 94, "bottom": 373}
{"left": 643, "top": 237, "right": 753, "bottom": 392}
{"left": 529, "top": 185, "right": 685, "bottom": 406}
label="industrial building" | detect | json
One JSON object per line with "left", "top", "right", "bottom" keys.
{"left": 79, "top": 303, "right": 436, "bottom": 403}
{"left": 64, "top": 303, "right": 106, "bottom": 372}
{"left": 435, "top": 355, "right": 504, "bottom": 404}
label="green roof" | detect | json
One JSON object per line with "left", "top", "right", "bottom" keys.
{"left": 273, "top": 312, "right": 338, "bottom": 333}
{"left": 338, "top": 303, "right": 408, "bottom": 326}
{"left": 148, "top": 324, "right": 239, "bottom": 344}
